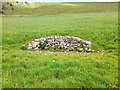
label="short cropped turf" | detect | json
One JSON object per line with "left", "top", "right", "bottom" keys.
{"left": 2, "top": 2, "right": 118, "bottom": 88}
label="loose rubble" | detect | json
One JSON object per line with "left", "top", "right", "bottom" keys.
{"left": 27, "top": 36, "right": 92, "bottom": 52}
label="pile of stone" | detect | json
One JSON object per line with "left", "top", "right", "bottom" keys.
{"left": 28, "top": 36, "right": 92, "bottom": 52}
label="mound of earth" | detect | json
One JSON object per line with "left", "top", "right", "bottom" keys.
{"left": 27, "top": 36, "right": 92, "bottom": 52}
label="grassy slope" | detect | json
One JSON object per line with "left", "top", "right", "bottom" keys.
{"left": 0, "top": 16, "right": 2, "bottom": 90}
{"left": 2, "top": 2, "right": 118, "bottom": 16}
{"left": 2, "top": 12, "right": 118, "bottom": 88}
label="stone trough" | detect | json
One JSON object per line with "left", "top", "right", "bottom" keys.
{"left": 27, "top": 36, "right": 92, "bottom": 52}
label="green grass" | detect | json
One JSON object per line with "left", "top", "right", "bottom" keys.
{"left": 2, "top": 2, "right": 118, "bottom": 16}
{"left": 2, "top": 4, "right": 118, "bottom": 88}
{"left": 2, "top": 12, "right": 118, "bottom": 54}
{"left": 2, "top": 50, "right": 118, "bottom": 88}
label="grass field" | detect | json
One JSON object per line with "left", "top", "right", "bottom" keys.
{"left": 2, "top": 2, "right": 118, "bottom": 88}
{"left": 2, "top": 2, "right": 118, "bottom": 16}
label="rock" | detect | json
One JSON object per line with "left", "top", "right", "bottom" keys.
{"left": 31, "top": 41, "right": 39, "bottom": 48}
{"left": 27, "top": 36, "right": 92, "bottom": 52}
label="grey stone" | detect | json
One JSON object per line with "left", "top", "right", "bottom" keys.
{"left": 27, "top": 36, "right": 92, "bottom": 52}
